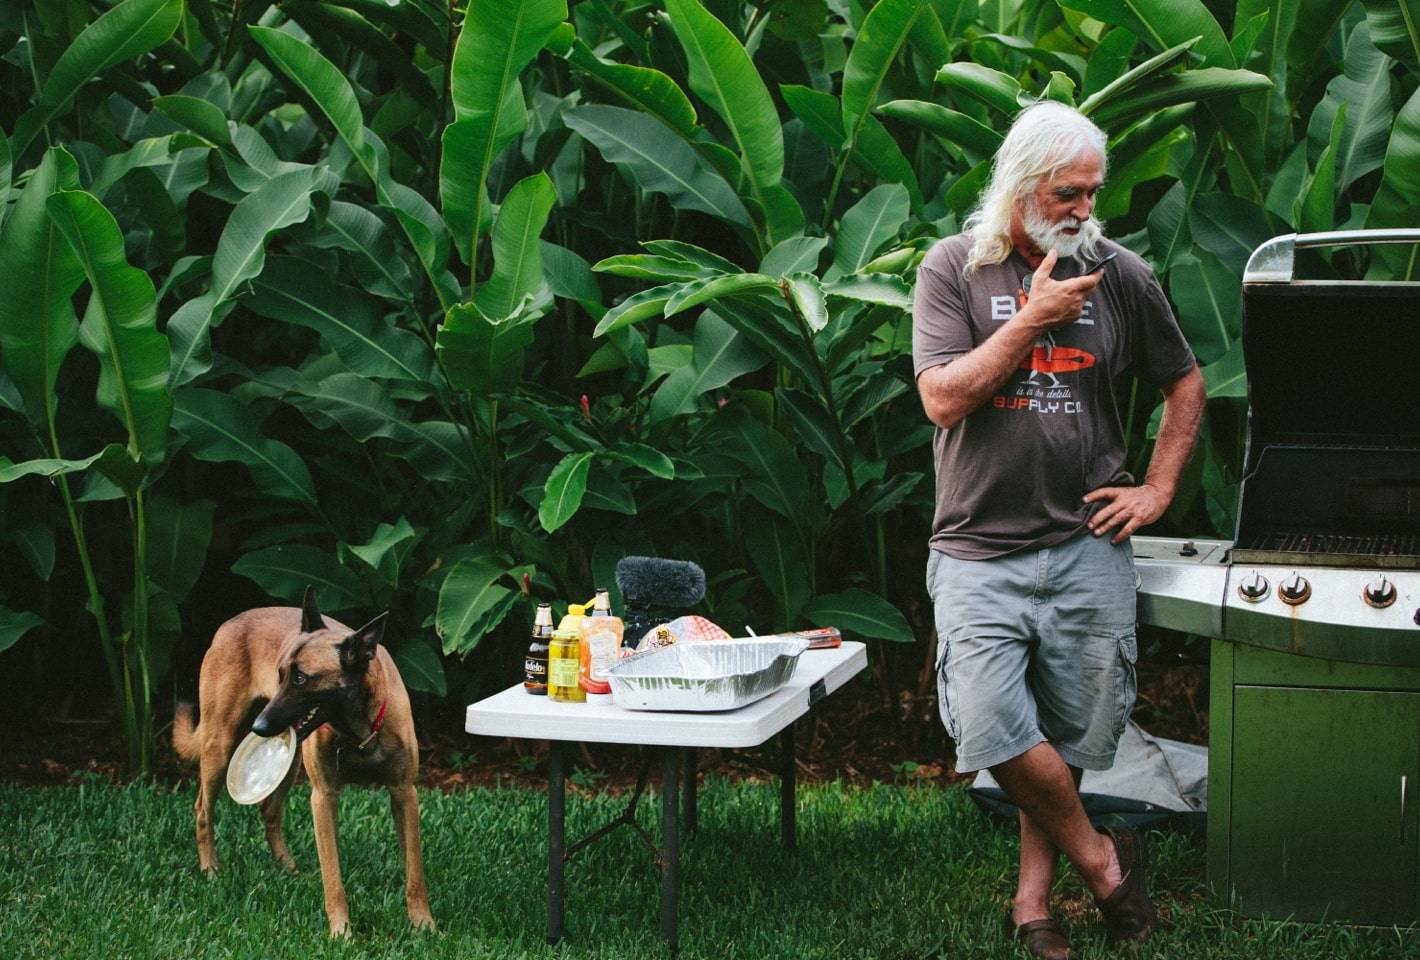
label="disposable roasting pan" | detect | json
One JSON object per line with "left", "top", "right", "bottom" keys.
{"left": 603, "top": 638, "right": 811, "bottom": 712}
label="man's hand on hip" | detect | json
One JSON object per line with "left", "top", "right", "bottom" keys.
{"left": 1082, "top": 483, "right": 1171, "bottom": 544}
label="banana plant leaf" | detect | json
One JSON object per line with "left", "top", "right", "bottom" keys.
{"left": 47, "top": 189, "right": 172, "bottom": 463}
{"left": 0, "top": 147, "right": 83, "bottom": 431}
{"left": 10, "top": 0, "right": 183, "bottom": 156}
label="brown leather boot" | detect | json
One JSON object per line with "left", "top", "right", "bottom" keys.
{"left": 1004, "top": 916, "right": 1075, "bottom": 960}
{"left": 1094, "top": 826, "right": 1157, "bottom": 944}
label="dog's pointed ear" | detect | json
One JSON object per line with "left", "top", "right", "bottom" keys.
{"left": 300, "top": 585, "right": 324, "bottom": 634}
{"left": 340, "top": 612, "right": 387, "bottom": 671}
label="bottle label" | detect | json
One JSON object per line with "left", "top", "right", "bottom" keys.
{"left": 549, "top": 656, "right": 579, "bottom": 688}
{"left": 586, "top": 628, "right": 619, "bottom": 681}
{"left": 525, "top": 658, "right": 548, "bottom": 680}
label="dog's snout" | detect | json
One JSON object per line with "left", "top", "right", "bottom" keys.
{"left": 251, "top": 712, "right": 278, "bottom": 737}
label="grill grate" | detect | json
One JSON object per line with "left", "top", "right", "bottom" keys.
{"left": 1247, "top": 532, "right": 1420, "bottom": 557}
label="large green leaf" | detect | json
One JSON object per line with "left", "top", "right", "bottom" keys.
{"left": 1360, "top": 0, "right": 1420, "bottom": 68}
{"left": 0, "top": 129, "right": 11, "bottom": 236}
{"left": 10, "top": 0, "right": 183, "bottom": 155}
{"left": 564, "top": 105, "right": 752, "bottom": 228}
{"left": 474, "top": 172, "right": 558, "bottom": 321}
{"left": 46, "top": 190, "right": 172, "bottom": 463}
{"left": 232, "top": 544, "right": 365, "bottom": 614}
{"left": 171, "top": 388, "right": 317, "bottom": 502}
{"left": 1190, "top": 193, "right": 1274, "bottom": 276}
{"left": 168, "top": 167, "right": 324, "bottom": 386}
{"left": 440, "top": 0, "right": 566, "bottom": 266}
{"left": 649, "top": 310, "right": 769, "bottom": 422}
{"left": 436, "top": 558, "right": 519, "bottom": 655}
{"left": 777, "top": 388, "right": 846, "bottom": 472}
{"left": 780, "top": 85, "right": 922, "bottom": 206}
{"left": 1366, "top": 86, "right": 1420, "bottom": 280}
{"left": 803, "top": 588, "right": 914, "bottom": 642}
{"left": 275, "top": 370, "right": 409, "bottom": 443}
{"left": 151, "top": 94, "right": 232, "bottom": 147}
{"left": 346, "top": 517, "right": 421, "bottom": 587}
{"left": 664, "top": 0, "right": 784, "bottom": 210}
{"left": 1297, "top": 106, "right": 1343, "bottom": 234}
{"left": 1077, "top": 37, "right": 1198, "bottom": 116}
{"left": 841, "top": 0, "right": 924, "bottom": 149}
{"left": 1167, "top": 250, "right": 1239, "bottom": 365}
{"left": 935, "top": 62, "right": 1024, "bottom": 116}
{"left": 876, "top": 100, "right": 1003, "bottom": 158}
{"left": 1088, "top": 68, "right": 1272, "bottom": 130}
{"left": 0, "top": 148, "right": 82, "bottom": 431}
{"left": 719, "top": 410, "right": 811, "bottom": 526}
{"left": 539, "top": 451, "right": 594, "bottom": 532}
{"left": 1201, "top": 339, "right": 1246, "bottom": 399}
{"left": 310, "top": 201, "right": 414, "bottom": 301}
{"left": 1058, "top": 0, "right": 1233, "bottom": 67}
{"left": 829, "top": 184, "right": 910, "bottom": 279}
{"left": 564, "top": 38, "right": 697, "bottom": 136}
{"left": 663, "top": 273, "right": 779, "bottom": 317}
{"left": 144, "top": 497, "right": 215, "bottom": 603}
{"left": 593, "top": 283, "right": 683, "bottom": 337}
{"left": 248, "top": 26, "right": 455, "bottom": 305}
{"left": 0, "top": 606, "right": 44, "bottom": 655}
{"left": 743, "top": 504, "right": 810, "bottom": 629}
{"left": 391, "top": 637, "right": 447, "bottom": 696}
{"left": 436, "top": 297, "right": 540, "bottom": 394}
{"left": 246, "top": 257, "right": 432, "bottom": 383}
{"left": 606, "top": 442, "right": 676, "bottom": 479}
{"left": 1307, "top": 22, "right": 1394, "bottom": 196}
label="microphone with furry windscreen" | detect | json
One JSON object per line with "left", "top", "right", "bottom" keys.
{"left": 615, "top": 556, "right": 706, "bottom": 650}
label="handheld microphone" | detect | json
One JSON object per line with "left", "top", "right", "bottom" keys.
{"left": 615, "top": 557, "right": 706, "bottom": 650}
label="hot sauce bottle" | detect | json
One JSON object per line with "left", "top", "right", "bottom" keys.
{"left": 579, "top": 587, "right": 624, "bottom": 695}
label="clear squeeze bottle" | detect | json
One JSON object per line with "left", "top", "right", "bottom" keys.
{"left": 548, "top": 604, "right": 588, "bottom": 703}
{"left": 524, "top": 602, "right": 553, "bottom": 695}
{"left": 579, "top": 587, "right": 624, "bottom": 695}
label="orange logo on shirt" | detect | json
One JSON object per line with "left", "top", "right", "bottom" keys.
{"left": 1020, "top": 345, "right": 1095, "bottom": 376}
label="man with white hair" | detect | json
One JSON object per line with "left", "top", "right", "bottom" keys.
{"left": 913, "top": 102, "right": 1206, "bottom": 959}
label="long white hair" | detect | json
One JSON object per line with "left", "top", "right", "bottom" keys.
{"left": 962, "top": 102, "right": 1108, "bottom": 272}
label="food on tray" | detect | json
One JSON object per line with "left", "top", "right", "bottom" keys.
{"left": 637, "top": 615, "right": 732, "bottom": 650}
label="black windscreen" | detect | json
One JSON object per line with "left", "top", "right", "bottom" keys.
{"left": 1243, "top": 283, "right": 1420, "bottom": 443}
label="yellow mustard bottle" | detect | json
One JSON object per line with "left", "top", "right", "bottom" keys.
{"left": 548, "top": 604, "right": 588, "bottom": 703}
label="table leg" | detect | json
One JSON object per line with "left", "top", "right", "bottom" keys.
{"left": 661, "top": 746, "right": 680, "bottom": 951}
{"left": 682, "top": 747, "right": 698, "bottom": 834}
{"left": 548, "top": 740, "right": 567, "bottom": 945}
{"left": 780, "top": 724, "right": 796, "bottom": 850}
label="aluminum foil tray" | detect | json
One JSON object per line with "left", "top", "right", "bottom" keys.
{"left": 603, "top": 638, "right": 811, "bottom": 712}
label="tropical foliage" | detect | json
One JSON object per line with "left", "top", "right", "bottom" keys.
{"left": 0, "top": 0, "right": 1415, "bottom": 772}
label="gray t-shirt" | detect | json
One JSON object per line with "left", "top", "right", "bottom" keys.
{"left": 912, "top": 233, "right": 1195, "bottom": 560}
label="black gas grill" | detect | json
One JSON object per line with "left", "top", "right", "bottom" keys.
{"left": 1132, "top": 229, "right": 1420, "bottom": 927}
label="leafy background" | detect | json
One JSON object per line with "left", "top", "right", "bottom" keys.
{"left": 0, "top": 0, "right": 1415, "bottom": 773}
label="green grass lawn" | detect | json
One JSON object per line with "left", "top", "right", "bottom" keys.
{"left": 1, "top": 776, "right": 1415, "bottom": 959}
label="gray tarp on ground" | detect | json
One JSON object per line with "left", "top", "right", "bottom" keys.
{"left": 968, "top": 721, "right": 1207, "bottom": 828}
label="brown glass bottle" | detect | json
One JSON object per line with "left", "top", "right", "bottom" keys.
{"left": 524, "top": 602, "right": 553, "bottom": 695}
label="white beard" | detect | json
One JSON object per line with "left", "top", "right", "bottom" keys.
{"left": 1022, "top": 201, "right": 1104, "bottom": 260}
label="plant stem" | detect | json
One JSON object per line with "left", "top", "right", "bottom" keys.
{"left": 132, "top": 486, "right": 152, "bottom": 777}
{"left": 821, "top": 150, "right": 849, "bottom": 233}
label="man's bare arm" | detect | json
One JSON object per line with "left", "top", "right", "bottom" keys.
{"left": 1084, "top": 364, "right": 1206, "bottom": 543}
{"left": 916, "top": 250, "right": 1101, "bottom": 430}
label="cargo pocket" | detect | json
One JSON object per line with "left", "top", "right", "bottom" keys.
{"left": 935, "top": 634, "right": 961, "bottom": 742}
{"left": 1114, "top": 630, "right": 1138, "bottom": 738}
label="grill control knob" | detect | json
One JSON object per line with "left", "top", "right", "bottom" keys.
{"left": 1364, "top": 576, "right": 1397, "bottom": 609}
{"left": 1279, "top": 572, "right": 1312, "bottom": 605}
{"left": 1238, "top": 571, "right": 1270, "bottom": 603}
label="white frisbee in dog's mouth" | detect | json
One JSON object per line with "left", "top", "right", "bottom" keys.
{"left": 226, "top": 727, "right": 297, "bottom": 805}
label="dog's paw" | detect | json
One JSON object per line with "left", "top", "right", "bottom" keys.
{"left": 327, "top": 920, "right": 352, "bottom": 940}
{"left": 275, "top": 856, "right": 299, "bottom": 875}
{"left": 410, "top": 913, "right": 436, "bottom": 933}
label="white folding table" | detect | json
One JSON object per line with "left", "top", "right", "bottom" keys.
{"left": 465, "top": 642, "right": 867, "bottom": 950}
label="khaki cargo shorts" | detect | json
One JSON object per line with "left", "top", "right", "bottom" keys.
{"left": 926, "top": 532, "right": 1138, "bottom": 774}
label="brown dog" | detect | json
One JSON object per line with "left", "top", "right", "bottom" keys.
{"left": 173, "top": 587, "right": 434, "bottom": 936}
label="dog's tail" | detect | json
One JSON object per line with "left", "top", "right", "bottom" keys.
{"left": 173, "top": 702, "right": 201, "bottom": 761}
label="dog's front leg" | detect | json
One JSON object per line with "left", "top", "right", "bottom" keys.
{"left": 310, "top": 785, "right": 351, "bottom": 936}
{"left": 389, "top": 784, "right": 435, "bottom": 930}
